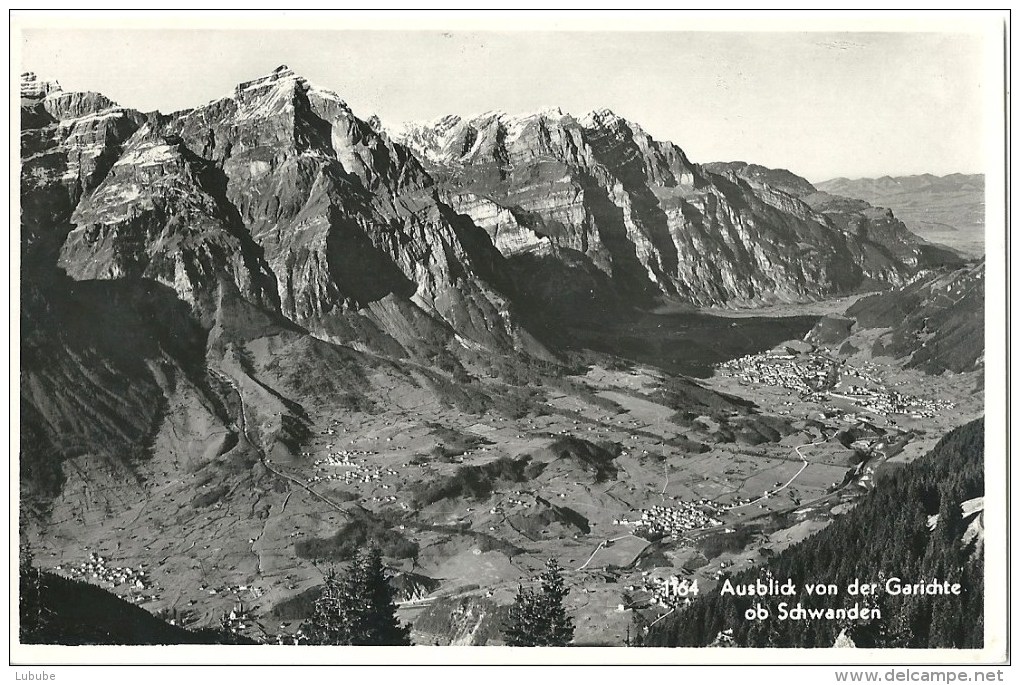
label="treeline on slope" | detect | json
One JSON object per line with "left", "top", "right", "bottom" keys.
{"left": 646, "top": 417, "right": 984, "bottom": 649}
{"left": 411, "top": 455, "right": 546, "bottom": 507}
{"left": 19, "top": 549, "right": 247, "bottom": 645}
{"left": 844, "top": 262, "right": 984, "bottom": 375}
{"left": 295, "top": 508, "right": 419, "bottom": 562}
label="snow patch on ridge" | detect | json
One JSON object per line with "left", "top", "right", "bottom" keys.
{"left": 115, "top": 142, "right": 178, "bottom": 168}
{"left": 58, "top": 109, "right": 127, "bottom": 127}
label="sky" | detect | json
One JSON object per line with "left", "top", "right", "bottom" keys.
{"left": 17, "top": 22, "right": 996, "bottom": 182}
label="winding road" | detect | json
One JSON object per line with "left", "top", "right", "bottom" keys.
{"left": 210, "top": 367, "right": 352, "bottom": 517}
{"left": 574, "top": 534, "right": 646, "bottom": 572}
{"left": 725, "top": 438, "right": 824, "bottom": 512}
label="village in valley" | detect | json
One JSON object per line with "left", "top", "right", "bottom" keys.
{"left": 31, "top": 322, "right": 982, "bottom": 646}
{"left": 717, "top": 343, "right": 955, "bottom": 420}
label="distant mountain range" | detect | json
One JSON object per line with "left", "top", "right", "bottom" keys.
{"left": 816, "top": 174, "right": 985, "bottom": 257}
{"left": 392, "top": 115, "right": 960, "bottom": 315}
{"left": 18, "top": 66, "right": 971, "bottom": 510}
{"left": 19, "top": 66, "right": 984, "bottom": 644}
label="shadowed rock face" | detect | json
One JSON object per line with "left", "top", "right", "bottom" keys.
{"left": 393, "top": 110, "right": 952, "bottom": 309}
{"left": 24, "top": 66, "right": 532, "bottom": 353}
{"left": 24, "top": 65, "right": 951, "bottom": 346}
{"left": 20, "top": 73, "right": 147, "bottom": 269}
{"left": 59, "top": 127, "right": 282, "bottom": 314}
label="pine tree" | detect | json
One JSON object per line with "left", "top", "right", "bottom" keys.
{"left": 538, "top": 559, "right": 574, "bottom": 646}
{"left": 934, "top": 485, "right": 964, "bottom": 548}
{"left": 300, "top": 547, "right": 410, "bottom": 646}
{"left": 502, "top": 559, "right": 574, "bottom": 646}
{"left": 360, "top": 547, "right": 411, "bottom": 646}
{"left": 503, "top": 585, "right": 544, "bottom": 646}
{"left": 301, "top": 568, "right": 357, "bottom": 645}
{"left": 19, "top": 542, "right": 44, "bottom": 642}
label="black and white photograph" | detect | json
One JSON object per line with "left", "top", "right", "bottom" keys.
{"left": 9, "top": 9, "right": 1010, "bottom": 676}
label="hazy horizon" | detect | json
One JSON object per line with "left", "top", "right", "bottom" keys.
{"left": 17, "top": 27, "right": 993, "bottom": 182}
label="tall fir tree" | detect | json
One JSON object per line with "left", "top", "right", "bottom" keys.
{"left": 300, "top": 547, "right": 410, "bottom": 646}
{"left": 503, "top": 559, "right": 574, "bottom": 646}
{"left": 503, "top": 585, "right": 544, "bottom": 646}
{"left": 19, "top": 542, "right": 44, "bottom": 642}
{"left": 360, "top": 547, "right": 411, "bottom": 646}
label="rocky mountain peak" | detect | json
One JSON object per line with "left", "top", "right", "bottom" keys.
{"left": 223, "top": 64, "right": 351, "bottom": 123}
{"left": 581, "top": 107, "right": 624, "bottom": 128}
{"left": 20, "top": 71, "right": 62, "bottom": 101}
{"left": 392, "top": 99, "right": 958, "bottom": 309}
{"left": 489, "top": 106, "right": 569, "bottom": 124}
{"left": 21, "top": 72, "right": 124, "bottom": 124}
{"left": 703, "top": 161, "right": 818, "bottom": 198}
{"left": 22, "top": 65, "right": 528, "bottom": 350}
{"left": 235, "top": 64, "right": 299, "bottom": 95}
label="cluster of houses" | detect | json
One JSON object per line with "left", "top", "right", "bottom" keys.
{"left": 316, "top": 419, "right": 351, "bottom": 437}
{"left": 643, "top": 574, "right": 698, "bottom": 609}
{"left": 310, "top": 448, "right": 376, "bottom": 464}
{"left": 842, "top": 360, "right": 883, "bottom": 385}
{"left": 219, "top": 602, "right": 259, "bottom": 639}
{"left": 489, "top": 495, "right": 532, "bottom": 515}
{"left": 719, "top": 496, "right": 755, "bottom": 511}
{"left": 718, "top": 350, "right": 953, "bottom": 419}
{"left": 718, "top": 350, "right": 839, "bottom": 397}
{"left": 617, "top": 501, "right": 723, "bottom": 538}
{"left": 306, "top": 449, "right": 398, "bottom": 486}
{"left": 54, "top": 551, "right": 157, "bottom": 604}
{"left": 56, "top": 551, "right": 150, "bottom": 589}
{"left": 622, "top": 572, "right": 699, "bottom": 611}
{"left": 198, "top": 581, "right": 259, "bottom": 597}
{"left": 826, "top": 386, "right": 954, "bottom": 418}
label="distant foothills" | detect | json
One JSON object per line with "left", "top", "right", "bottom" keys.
{"left": 814, "top": 173, "right": 984, "bottom": 258}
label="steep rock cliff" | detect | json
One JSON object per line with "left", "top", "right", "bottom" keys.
{"left": 394, "top": 109, "right": 952, "bottom": 309}
{"left": 27, "top": 67, "right": 535, "bottom": 353}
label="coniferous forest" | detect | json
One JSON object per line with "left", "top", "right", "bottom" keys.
{"left": 646, "top": 418, "right": 985, "bottom": 648}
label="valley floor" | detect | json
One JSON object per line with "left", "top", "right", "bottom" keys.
{"left": 26, "top": 296, "right": 984, "bottom": 646}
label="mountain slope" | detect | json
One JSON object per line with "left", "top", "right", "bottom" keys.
{"left": 28, "top": 67, "right": 539, "bottom": 357}
{"left": 20, "top": 563, "right": 241, "bottom": 645}
{"left": 392, "top": 110, "right": 953, "bottom": 314}
{"left": 845, "top": 260, "right": 985, "bottom": 374}
{"left": 646, "top": 417, "right": 985, "bottom": 649}
{"left": 816, "top": 174, "right": 985, "bottom": 257}
{"left": 707, "top": 161, "right": 963, "bottom": 271}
